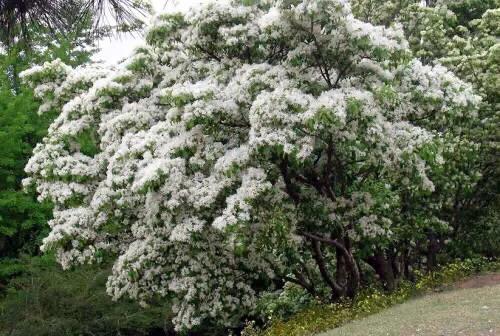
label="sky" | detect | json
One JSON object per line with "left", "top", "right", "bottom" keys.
{"left": 92, "top": 0, "right": 430, "bottom": 64}
{"left": 93, "top": 0, "right": 210, "bottom": 64}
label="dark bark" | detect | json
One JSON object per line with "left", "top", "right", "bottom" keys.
{"left": 338, "top": 236, "right": 360, "bottom": 298}
{"left": 0, "top": 236, "right": 6, "bottom": 256}
{"left": 401, "top": 247, "right": 416, "bottom": 282}
{"left": 335, "top": 247, "right": 347, "bottom": 289}
{"left": 279, "top": 158, "right": 301, "bottom": 204}
{"left": 285, "top": 271, "right": 317, "bottom": 297}
{"left": 427, "top": 233, "right": 439, "bottom": 272}
{"left": 366, "top": 250, "right": 396, "bottom": 291}
{"left": 310, "top": 240, "right": 344, "bottom": 300}
{"left": 389, "top": 250, "right": 401, "bottom": 279}
{"left": 303, "top": 232, "right": 360, "bottom": 299}
{"left": 356, "top": 258, "right": 366, "bottom": 285}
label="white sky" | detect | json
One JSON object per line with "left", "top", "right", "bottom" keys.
{"left": 93, "top": 0, "right": 210, "bottom": 64}
{"left": 93, "top": 0, "right": 429, "bottom": 64}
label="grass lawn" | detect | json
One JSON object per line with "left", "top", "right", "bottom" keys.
{"left": 319, "top": 281, "right": 500, "bottom": 336}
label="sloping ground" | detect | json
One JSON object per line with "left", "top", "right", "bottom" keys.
{"left": 454, "top": 273, "right": 500, "bottom": 289}
{"left": 319, "top": 274, "right": 500, "bottom": 336}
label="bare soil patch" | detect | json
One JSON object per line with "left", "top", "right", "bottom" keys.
{"left": 454, "top": 273, "right": 500, "bottom": 289}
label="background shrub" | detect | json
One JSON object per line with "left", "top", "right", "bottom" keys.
{"left": 0, "top": 255, "right": 174, "bottom": 336}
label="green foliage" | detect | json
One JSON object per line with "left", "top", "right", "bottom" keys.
{"left": 0, "top": 9, "right": 175, "bottom": 336}
{"left": 254, "top": 283, "right": 315, "bottom": 323}
{"left": 353, "top": 0, "right": 499, "bottom": 266}
{"left": 0, "top": 255, "right": 173, "bottom": 336}
{"left": 0, "top": 20, "right": 93, "bottom": 259}
{"left": 0, "top": 259, "right": 27, "bottom": 284}
{"left": 351, "top": 0, "right": 420, "bottom": 26}
{"left": 0, "top": 55, "right": 54, "bottom": 257}
{"left": 444, "top": 0, "right": 499, "bottom": 26}
{"left": 415, "top": 257, "right": 500, "bottom": 290}
{"left": 0, "top": 0, "right": 498, "bottom": 334}
{"left": 245, "top": 258, "right": 500, "bottom": 336}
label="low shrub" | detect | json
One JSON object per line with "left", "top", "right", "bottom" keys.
{"left": 0, "top": 255, "right": 174, "bottom": 336}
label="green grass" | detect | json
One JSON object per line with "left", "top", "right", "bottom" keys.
{"left": 249, "top": 259, "right": 500, "bottom": 336}
{"left": 320, "top": 283, "right": 500, "bottom": 336}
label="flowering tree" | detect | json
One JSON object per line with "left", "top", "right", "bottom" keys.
{"left": 22, "top": 0, "right": 481, "bottom": 331}
{"left": 351, "top": 0, "right": 499, "bottom": 263}
{"left": 351, "top": 0, "right": 420, "bottom": 26}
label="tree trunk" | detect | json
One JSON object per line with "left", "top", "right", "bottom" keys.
{"left": 342, "top": 239, "right": 360, "bottom": 298}
{"left": 367, "top": 250, "right": 396, "bottom": 291}
{"left": 0, "top": 236, "right": 6, "bottom": 257}
{"left": 311, "top": 240, "right": 344, "bottom": 300}
{"left": 303, "top": 233, "right": 360, "bottom": 300}
{"left": 427, "top": 233, "right": 439, "bottom": 272}
{"left": 389, "top": 250, "right": 401, "bottom": 279}
{"left": 336, "top": 247, "right": 347, "bottom": 289}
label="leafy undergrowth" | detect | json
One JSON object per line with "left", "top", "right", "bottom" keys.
{"left": 0, "top": 255, "right": 173, "bottom": 336}
{"left": 243, "top": 258, "right": 500, "bottom": 336}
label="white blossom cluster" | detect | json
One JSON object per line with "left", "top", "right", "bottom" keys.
{"left": 22, "top": 0, "right": 480, "bottom": 331}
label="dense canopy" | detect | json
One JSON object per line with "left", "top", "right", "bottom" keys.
{"left": 22, "top": 0, "right": 483, "bottom": 331}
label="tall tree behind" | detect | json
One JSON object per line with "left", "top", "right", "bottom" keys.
{"left": 0, "top": 0, "right": 151, "bottom": 46}
{"left": 0, "top": 19, "right": 95, "bottom": 259}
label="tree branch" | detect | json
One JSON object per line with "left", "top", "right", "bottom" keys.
{"left": 302, "top": 232, "right": 348, "bottom": 255}
{"left": 280, "top": 158, "right": 301, "bottom": 204}
{"left": 310, "top": 239, "right": 343, "bottom": 295}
